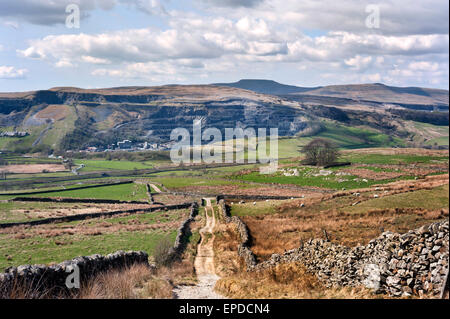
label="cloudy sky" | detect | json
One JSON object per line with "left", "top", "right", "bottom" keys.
{"left": 0, "top": 0, "right": 448, "bottom": 91}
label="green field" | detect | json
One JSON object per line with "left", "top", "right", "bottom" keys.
{"left": 230, "top": 200, "right": 290, "bottom": 217}
{"left": 75, "top": 159, "right": 154, "bottom": 172}
{"left": 347, "top": 184, "right": 449, "bottom": 214}
{"left": 233, "top": 169, "right": 415, "bottom": 190}
{"left": 0, "top": 209, "right": 188, "bottom": 270}
{"left": 0, "top": 183, "right": 149, "bottom": 202}
{"left": 149, "top": 176, "right": 238, "bottom": 189}
{"left": 341, "top": 153, "right": 448, "bottom": 165}
{"left": 231, "top": 150, "right": 449, "bottom": 190}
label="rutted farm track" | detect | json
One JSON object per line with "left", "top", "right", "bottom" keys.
{"left": 173, "top": 198, "right": 225, "bottom": 299}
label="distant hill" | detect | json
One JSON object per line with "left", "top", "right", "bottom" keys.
{"left": 213, "top": 79, "right": 319, "bottom": 95}
{"left": 0, "top": 82, "right": 448, "bottom": 154}
{"left": 298, "top": 83, "right": 449, "bottom": 106}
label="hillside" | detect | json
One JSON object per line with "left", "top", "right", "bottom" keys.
{"left": 213, "top": 79, "right": 318, "bottom": 95}
{"left": 296, "top": 83, "right": 449, "bottom": 107}
{"left": 0, "top": 82, "right": 448, "bottom": 154}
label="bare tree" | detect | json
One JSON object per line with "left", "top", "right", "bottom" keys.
{"left": 64, "top": 159, "right": 75, "bottom": 171}
{"left": 301, "top": 138, "right": 339, "bottom": 166}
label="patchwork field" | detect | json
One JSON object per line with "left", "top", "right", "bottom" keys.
{"left": 0, "top": 146, "right": 448, "bottom": 299}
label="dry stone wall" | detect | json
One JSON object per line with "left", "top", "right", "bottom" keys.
{"left": 219, "top": 199, "right": 257, "bottom": 267}
{"left": 169, "top": 203, "right": 199, "bottom": 259}
{"left": 219, "top": 200, "right": 448, "bottom": 297}
{"left": 0, "top": 250, "right": 149, "bottom": 298}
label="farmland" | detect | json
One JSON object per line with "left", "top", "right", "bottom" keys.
{"left": 0, "top": 209, "right": 188, "bottom": 270}
{"left": 0, "top": 144, "right": 448, "bottom": 299}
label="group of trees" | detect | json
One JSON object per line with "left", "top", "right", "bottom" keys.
{"left": 301, "top": 138, "right": 340, "bottom": 166}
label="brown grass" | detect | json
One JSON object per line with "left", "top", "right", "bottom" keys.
{"left": 77, "top": 264, "right": 154, "bottom": 299}
{"left": 0, "top": 215, "right": 181, "bottom": 239}
{"left": 76, "top": 259, "right": 196, "bottom": 299}
{"left": 213, "top": 223, "right": 242, "bottom": 277}
{"left": 236, "top": 177, "right": 449, "bottom": 261}
{"left": 215, "top": 261, "right": 381, "bottom": 299}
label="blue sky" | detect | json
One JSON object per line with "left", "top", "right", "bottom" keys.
{"left": 0, "top": 0, "right": 448, "bottom": 92}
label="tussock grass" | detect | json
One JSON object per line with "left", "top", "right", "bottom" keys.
{"left": 77, "top": 260, "right": 196, "bottom": 299}
{"left": 238, "top": 179, "right": 449, "bottom": 261}
{"left": 215, "top": 261, "right": 381, "bottom": 299}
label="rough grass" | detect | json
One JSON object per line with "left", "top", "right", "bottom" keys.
{"left": 76, "top": 260, "right": 196, "bottom": 299}
{"left": 230, "top": 200, "right": 290, "bottom": 217}
{"left": 215, "top": 261, "right": 380, "bottom": 299}
{"left": 0, "top": 209, "right": 189, "bottom": 270}
{"left": 235, "top": 180, "right": 449, "bottom": 261}
{"left": 212, "top": 227, "right": 381, "bottom": 299}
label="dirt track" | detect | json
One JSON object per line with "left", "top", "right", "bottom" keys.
{"left": 149, "top": 184, "right": 162, "bottom": 193}
{"left": 173, "top": 198, "right": 225, "bottom": 299}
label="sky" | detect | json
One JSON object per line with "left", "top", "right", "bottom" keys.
{"left": 0, "top": 0, "right": 448, "bottom": 92}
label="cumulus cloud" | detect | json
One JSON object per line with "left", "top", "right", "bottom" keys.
{"left": 119, "top": 0, "right": 167, "bottom": 15}
{"left": 201, "top": 0, "right": 448, "bottom": 36}
{"left": 19, "top": 17, "right": 448, "bottom": 67}
{"left": 0, "top": 66, "right": 28, "bottom": 79}
{"left": 0, "top": 0, "right": 116, "bottom": 26}
{"left": 0, "top": 0, "right": 168, "bottom": 26}
{"left": 8, "top": 0, "right": 449, "bottom": 88}
{"left": 199, "top": 0, "right": 264, "bottom": 8}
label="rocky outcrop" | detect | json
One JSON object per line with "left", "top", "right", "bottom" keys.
{"left": 219, "top": 199, "right": 448, "bottom": 297}
{"left": 0, "top": 250, "right": 149, "bottom": 298}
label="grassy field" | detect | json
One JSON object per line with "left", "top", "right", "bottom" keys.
{"left": 0, "top": 209, "right": 188, "bottom": 270}
{"left": 233, "top": 168, "right": 415, "bottom": 190}
{"left": 341, "top": 153, "right": 448, "bottom": 165}
{"left": 76, "top": 159, "right": 154, "bottom": 172}
{"left": 346, "top": 184, "right": 449, "bottom": 213}
{"left": 149, "top": 176, "right": 238, "bottom": 189}
{"left": 26, "top": 183, "right": 149, "bottom": 201}
{"left": 230, "top": 200, "right": 291, "bottom": 217}
{"left": 231, "top": 150, "right": 448, "bottom": 190}
{"left": 0, "top": 201, "right": 109, "bottom": 223}
{"left": 0, "top": 183, "right": 148, "bottom": 202}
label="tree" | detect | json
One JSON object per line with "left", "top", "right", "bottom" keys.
{"left": 64, "top": 159, "right": 75, "bottom": 171}
{"left": 301, "top": 138, "right": 339, "bottom": 166}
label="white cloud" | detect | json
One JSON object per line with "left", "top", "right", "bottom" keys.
{"left": 199, "top": 0, "right": 264, "bottom": 8}
{"left": 200, "top": 0, "right": 449, "bottom": 36}
{"left": 81, "top": 56, "right": 111, "bottom": 64}
{"left": 0, "top": 0, "right": 117, "bottom": 26}
{"left": 119, "top": 0, "right": 167, "bottom": 15}
{"left": 0, "top": 66, "right": 28, "bottom": 79}
{"left": 344, "top": 55, "right": 373, "bottom": 71}
{"left": 8, "top": 0, "right": 449, "bottom": 88}
{"left": 0, "top": 0, "right": 168, "bottom": 26}
{"left": 408, "top": 61, "right": 439, "bottom": 72}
